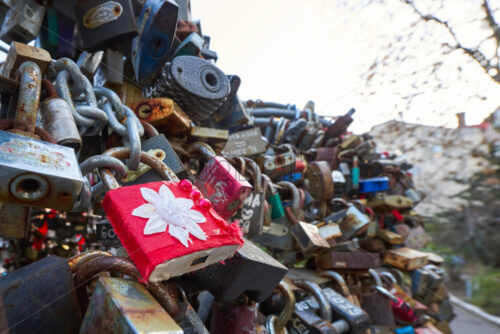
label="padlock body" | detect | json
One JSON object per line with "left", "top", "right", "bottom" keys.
{"left": 131, "top": 98, "right": 191, "bottom": 137}
{"left": 131, "top": 0, "right": 178, "bottom": 85}
{"left": 0, "top": 0, "right": 45, "bottom": 44}
{"left": 195, "top": 156, "right": 252, "bottom": 220}
{"left": 0, "top": 256, "right": 82, "bottom": 334}
{"left": 0, "top": 131, "right": 83, "bottom": 210}
{"left": 103, "top": 181, "right": 243, "bottom": 281}
{"left": 40, "top": 97, "right": 82, "bottom": 151}
{"left": 80, "top": 277, "right": 183, "bottom": 334}
{"left": 75, "top": 0, "right": 138, "bottom": 51}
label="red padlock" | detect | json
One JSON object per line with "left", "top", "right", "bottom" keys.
{"left": 101, "top": 147, "right": 244, "bottom": 282}
{"left": 188, "top": 142, "right": 252, "bottom": 220}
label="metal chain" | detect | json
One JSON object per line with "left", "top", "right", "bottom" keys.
{"left": 94, "top": 87, "right": 144, "bottom": 170}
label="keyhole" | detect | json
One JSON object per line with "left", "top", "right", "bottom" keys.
{"left": 205, "top": 73, "right": 217, "bottom": 87}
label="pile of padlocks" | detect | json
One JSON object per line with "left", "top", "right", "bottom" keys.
{"left": 0, "top": 1, "right": 455, "bottom": 334}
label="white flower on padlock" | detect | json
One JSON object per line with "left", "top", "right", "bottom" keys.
{"left": 132, "top": 185, "right": 208, "bottom": 247}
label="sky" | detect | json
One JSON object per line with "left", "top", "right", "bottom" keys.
{"left": 191, "top": 0, "right": 500, "bottom": 133}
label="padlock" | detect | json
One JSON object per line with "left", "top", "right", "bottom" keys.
{"left": 131, "top": 97, "right": 191, "bottom": 137}
{"left": 94, "top": 218, "right": 121, "bottom": 246}
{"left": 182, "top": 238, "right": 288, "bottom": 303}
{"left": 253, "top": 181, "right": 300, "bottom": 251}
{"left": 305, "top": 161, "right": 334, "bottom": 201}
{"left": 337, "top": 201, "right": 370, "bottom": 240}
{"left": 131, "top": 0, "right": 178, "bottom": 85}
{"left": 0, "top": 202, "right": 31, "bottom": 238}
{"left": 120, "top": 131, "right": 189, "bottom": 184}
{"left": 314, "top": 221, "right": 342, "bottom": 244}
{"left": 238, "top": 158, "right": 265, "bottom": 237}
{"left": 368, "top": 194, "right": 414, "bottom": 212}
{"left": 291, "top": 221, "right": 330, "bottom": 253}
{"left": 101, "top": 147, "right": 244, "bottom": 282}
{"left": 2, "top": 41, "right": 52, "bottom": 80}
{"left": 379, "top": 271, "right": 419, "bottom": 309}
{"left": 221, "top": 127, "right": 268, "bottom": 156}
{"left": 0, "top": 0, "right": 45, "bottom": 44}
{"left": 210, "top": 300, "right": 262, "bottom": 334}
{"left": 359, "top": 177, "right": 390, "bottom": 193}
{"left": 39, "top": 79, "right": 82, "bottom": 151}
{"left": 75, "top": 254, "right": 208, "bottom": 333}
{"left": 321, "top": 287, "right": 371, "bottom": 334}
{"left": 286, "top": 280, "right": 336, "bottom": 334}
{"left": 189, "top": 142, "right": 252, "bottom": 220}
{"left": 162, "top": 282, "right": 210, "bottom": 334}
{"left": 321, "top": 271, "right": 360, "bottom": 306}
{"left": 144, "top": 56, "right": 231, "bottom": 121}
{"left": 323, "top": 108, "right": 355, "bottom": 141}
{"left": 190, "top": 126, "right": 229, "bottom": 150}
{"left": 383, "top": 247, "right": 429, "bottom": 271}
{"left": 0, "top": 255, "right": 82, "bottom": 334}
{"left": 315, "top": 251, "right": 381, "bottom": 271}
{"left": 76, "top": 50, "right": 104, "bottom": 78}
{"left": 361, "top": 269, "right": 396, "bottom": 326}
{"left": 264, "top": 281, "right": 295, "bottom": 334}
{"left": 74, "top": 0, "right": 138, "bottom": 51}
{"left": 372, "top": 285, "right": 419, "bottom": 325}
{"left": 376, "top": 229, "right": 405, "bottom": 245}
{"left": 410, "top": 266, "right": 443, "bottom": 303}
{"left": 93, "top": 49, "right": 125, "bottom": 87}
{"left": 80, "top": 276, "right": 183, "bottom": 334}
{"left": 267, "top": 177, "right": 286, "bottom": 220}
{"left": 258, "top": 151, "right": 296, "bottom": 180}
{"left": 0, "top": 62, "right": 84, "bottom": 211}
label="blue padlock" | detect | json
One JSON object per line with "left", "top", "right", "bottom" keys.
{"left": 131, "top": 0, "right": 178, "bottom": 85}
{"left": 359, "top": 176, "right": 390, "bottom": 193}
{"left": 395, "top": 326, "right": 416, "bottom": 334}
{"left": 280, "top": 172, "right": 303, "bottom": 182}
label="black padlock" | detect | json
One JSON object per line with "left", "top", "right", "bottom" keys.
{"left": 75, "top": 0, "right": 138, "bottom": 51}
{"left": 0, "top": 256, "right": 82, "bottom": 334}
{"left": 181, "top": 238, "right": 288, "bottom": 303}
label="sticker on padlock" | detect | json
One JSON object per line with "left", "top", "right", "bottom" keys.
{"left": 101, "top": 147, "right": 244, "bottom": 282}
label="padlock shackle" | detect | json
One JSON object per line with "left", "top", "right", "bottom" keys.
{"left": 277, "top": 181, "right": 300, "bottom": 213}
{"left": 13, "top": 61, "right": 42, "bottom": 135}
{"left": 141, "top": 120, "right": 160, "bottom": 138}
{"left": 293, "top": 279, "right": 332, "bottom": 323}
{"left": 275, "top": 281, "right": 295, "bottom": 332}
{"left": 99, "top": 147, "right": 179, "bottom": 190}
{"left": 379, "top": 271, "right": 397, "bottom": 286}
{"left": 74, "top": 255, "right": 180, "bottom": 317}
{"left": 187, "top": 141, "right": 216, "bottom": 161}
{"left": 243, "top": 158, "right": 262, "bottom": 192}
{"left": 368, "top": 268, "right": 383, "bottom": 287}
{"left": 321, "top": 271, "right": 351, "bottom": 298}
{"left": 226, "top": 156, "right": 246, "bottom": 176}
{"left": 80, "top": 155, "right": 127, "bottom": 180}
{"left": 67, "top": 250, "right": 112, "bottom": 273}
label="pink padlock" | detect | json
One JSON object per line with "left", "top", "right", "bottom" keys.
{"left": 188, "top": 142, "right": 252, "bottom": 220}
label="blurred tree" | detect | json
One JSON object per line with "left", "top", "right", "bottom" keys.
{"left": 358, "top": 0, "right": 500, "bottom": 123}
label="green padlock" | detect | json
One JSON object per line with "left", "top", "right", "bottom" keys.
{"left": 264, "top": 175, "right": 285, "bottom": 219}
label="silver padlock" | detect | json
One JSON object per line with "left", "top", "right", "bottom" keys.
{"left": 0, "top": 62, "right": 83, "bottom": 211}
{"left": 0, "top": 0, "right": 45, "bottom": 43}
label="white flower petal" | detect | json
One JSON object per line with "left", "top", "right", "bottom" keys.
{"left": 184, "top": 222, "right": 208, "bottom": 241}
{"left": 159, "top": 185, "right": 174, "bottom": 202}
{"left": 141, "top": 188, "right": 161, "bottom": 204}
{"left": 144, "top": 215, "right": 167, "bottom": 235}
{"left": 132, "top": 203, "right": 157, "bottom": 218}
{"left": 169, "top": 225, "right": 190, "bottom": 247}
{"left": 185, "top": 209, "right": 206, "bottom": 223}
{"left": 173, "top": 198, "right": 194, "bottom": 211}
